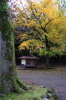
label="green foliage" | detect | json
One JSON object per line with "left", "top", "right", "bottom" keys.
{"left": 0, "top": 3, "right": 8, "bottom": 12}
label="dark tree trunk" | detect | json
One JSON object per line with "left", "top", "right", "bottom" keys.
{"left": 0, "top": 0, "right": 27, "bottom": 94}
{"left": 45, "top": 36, "right": 50, "bottom": 67}
{"left": 46, "top": 54, "right": 49, "bottom": 67}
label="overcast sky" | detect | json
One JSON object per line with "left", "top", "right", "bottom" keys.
{"left": 8, "top": 0, "right": 66, "bottom": 9}
{"left": 8, "top": 0, "right": 27, "bottom": 9}
{"left": 8, "top": 0, "right": 40, "bottom": 8}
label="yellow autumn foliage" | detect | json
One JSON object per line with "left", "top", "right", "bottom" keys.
{"left": 19, "top": 39, "right": 44, "bottom": 50}
{"left": 13, "top": 0, "right": 66, "bottom": 55}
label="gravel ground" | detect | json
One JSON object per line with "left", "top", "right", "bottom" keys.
{"left": 17, "top": 65, "right": 66, "bottom": 100}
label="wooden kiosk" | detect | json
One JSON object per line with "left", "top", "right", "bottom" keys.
{"left": 19, "top": 55, "right": 38, "bottom": 68}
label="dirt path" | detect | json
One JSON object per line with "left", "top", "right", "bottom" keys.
{"left": 17, "top": 66, "right": 66, "bottom": 100}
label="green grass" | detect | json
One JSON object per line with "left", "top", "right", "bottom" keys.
{"left": 0, "top": 86, "right": 47, "bottom": 100}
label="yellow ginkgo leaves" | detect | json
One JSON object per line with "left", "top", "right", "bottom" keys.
{"left": 13, "top": 0, "right": 66, "bottom": 56}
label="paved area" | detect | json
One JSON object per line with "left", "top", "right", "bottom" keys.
{"left": 17, "top": 66, "right": 66, "bottom": 100}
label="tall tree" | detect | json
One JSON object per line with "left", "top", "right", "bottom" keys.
{"left": 0, "top": 0, "right": 27, "bottom": 94}
{"left": 14, "top": 0, "right": 66, "bottom": 67}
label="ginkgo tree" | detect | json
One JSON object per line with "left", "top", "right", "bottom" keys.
{"left": 13, "top": 0, "right": 66, "bottom": 67}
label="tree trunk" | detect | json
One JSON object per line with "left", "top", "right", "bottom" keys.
{"left": 45, "top": 36, "right": 50, "bottom": 67}
{"left": 46, "top": 54, "right": 50, "bottom": 67}
{"left": 0, "top": 0, "right": 27, "bottom": 94}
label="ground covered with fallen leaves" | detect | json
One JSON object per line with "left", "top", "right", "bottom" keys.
{"left": 17, "top": 65, "right": 66, "bottom": 100}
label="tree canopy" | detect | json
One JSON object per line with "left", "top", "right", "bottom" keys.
{"left": 13, "top": 0, "right": 66, "bottom": 66}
